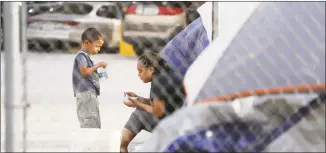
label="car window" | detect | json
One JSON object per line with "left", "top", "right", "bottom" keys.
{"left": 51, "top": 3, "right": 93, "bottom": 15}
{"left": 96, "top": 5, "right": 120, "bottom": 19}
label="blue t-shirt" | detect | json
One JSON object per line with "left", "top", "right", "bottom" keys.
{"left": 72, "top": 51, "right": 100, "bottom": 96}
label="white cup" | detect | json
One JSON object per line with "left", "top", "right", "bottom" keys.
{"left": 123, "top": 95, "right": 138, "bottom": 105}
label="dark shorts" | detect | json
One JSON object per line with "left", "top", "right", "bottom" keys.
{"left": 76, "top": 91, "right": 101, "bottom": 129}
{"left": 124, "top": 109, "right": 159, "bottom": 135}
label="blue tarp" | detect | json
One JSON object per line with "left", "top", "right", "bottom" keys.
{"left": 160, "top": 17, "right": 210, "bottom": 79}
{"left": 140, "top": 2, "right": 325, "bottom": 152}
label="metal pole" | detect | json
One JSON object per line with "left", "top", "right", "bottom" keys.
{"left": 20, "top": 2, "right": 29, "bottom": 152}
{"left": 0, "top": 2, "right": 3, "bottom": 50}
{"left": 213, "top": 2, "right": 218, "bottom": 39}
{"left": 4, "top": 2, "right": 22, "bottom": 152}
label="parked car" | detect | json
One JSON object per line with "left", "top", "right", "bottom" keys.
{"left": 184, "top": 2, "right": 202, "bottom": 25}
{"left": 1, "top": 2, "right": 61, "bottom": 51}
{"left": 27, "top": 2, "right": 63, "bottom": 17}
{"left": 120, "top": 1, "right": 188, "bottom": 56}
{"left": 27, "top": 2, "right": 124, "bottom": 53}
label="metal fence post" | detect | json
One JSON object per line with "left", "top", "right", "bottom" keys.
{"left": 4, "top": 2, "right": 23, "bottom": 152}
{"left": 0, "top": 2, "right": 3, "bottom": 50}
{"left": 213, "top": 2, "right": 218, "bottom": 39}
{"left": 20, "top": 2, "right": 29, "bottom": 152}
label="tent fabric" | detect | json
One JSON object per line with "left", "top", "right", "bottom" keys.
{"left": 193, "top": 2, "right": 325, "bottom": 103}
{"left": 139, "top": 2, "right": 325, "bottom": 152}
{"left": 162, "top": 93, "right": 325, "bottom": 152}
{"left": 160, "top": 16, "right": 210, "bottom": 79}
{"left": 139, "top": 93, "right": 325, "bottom": 152}
{"left": 197, "top": 2, "right": 213, "bottom": 42}
{"left": 183, "top": 2, "right": 261, "bottom": 106}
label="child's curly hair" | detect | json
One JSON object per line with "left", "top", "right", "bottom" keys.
{"left": 137, "top": 51, "right": 170, "bottom": 74}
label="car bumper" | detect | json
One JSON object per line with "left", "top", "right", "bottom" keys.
{"left": 123, "top": 36, "right": 167, "bottom": 48}
{"left": 26, "top": 28, "right": 82, "bottom": 51}
{"left": 120, "top": 39, "right": 136, "bottom": 57}
{"left": 124, "top": 12, "right": 187, "bottom": 27}
{"left": 27, "top": 28, "right": 78, "bottom": 41}
{"left": 120, "top": 35, "right": 169, "bottom": 57}
{"left": 120, "top": 26, "right": 184, "bottom": 56}
{"left": 27, "top": 28, "right": 120, "bottom": 48}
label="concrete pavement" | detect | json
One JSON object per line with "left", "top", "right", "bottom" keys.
{"left": 1, "top": 52, "right": 152, "bottom": 152}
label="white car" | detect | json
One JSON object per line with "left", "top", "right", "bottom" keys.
{"left": 27, "top": 2, "right": 63, "bottom": 16}
{"left": 121, "top": 2, "right": 188, "bottom": 55}
{"left": 27, "top": 2, "right": 124, "bottom": 53}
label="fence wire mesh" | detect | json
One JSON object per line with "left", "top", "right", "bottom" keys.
{"left": 0, "top": 1, "right": 325, "bottom": 152}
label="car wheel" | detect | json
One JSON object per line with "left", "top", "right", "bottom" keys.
{"left": 100, "top": 41, "right": 109, "bottom": 53}
{"left": 28, "top": 43, "right": 35, "bottom": 51}
{"left": 1, "top": 41, "right": 3, "bottom": 51}
{"left": 100, "top": 41, "right": 119, "bottom": 54}
{"left": 0, "top": 29, "right": 3, "bottom": 51}
{"left": 0, "top": 39, "right": 3, "bottom": 51}
{"left": 187, "top": 10, "right": 200, "bottom": 25}
{"left": 102, "top": 47, "right": 119, "bottom": 54}
{"left": 134, "top": 45, "right": 144, "bottom": 57}
{"left": 168, "top": 26, "right": 184, "bottom": 40}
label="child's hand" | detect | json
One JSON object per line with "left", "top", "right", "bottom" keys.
{"left": 124, "top": 100, "right": 136, "bottom": 107}
{"left": 123, "top": 94, "right": 138, "bottom": 107}
{"left": 97, "top": 62, "right": 108, "bottom": 68}
{"left": 124, "top": 92, "right": 138, "bottom": 98}
{"left": 128, "top": 97, "right": 139, "bottom": 105}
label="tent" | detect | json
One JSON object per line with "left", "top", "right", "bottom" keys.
{"left": 160, "top": 2, "right": 212, "bottom": 78}
{"left": 140, "top": 2, "right": 325, "bottom": 152}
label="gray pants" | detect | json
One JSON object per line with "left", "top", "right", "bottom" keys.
{"left": 76, "top": 92, "right": 101, "bottom": 128}
{"left": 124, "top": 109, "right": 159, "bottom": 135}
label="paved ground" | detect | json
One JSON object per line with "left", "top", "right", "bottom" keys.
{"left": 1, "top": 52, "right": 152, "bottom": 152}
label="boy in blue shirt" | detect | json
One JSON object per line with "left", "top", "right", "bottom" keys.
{"left": 72, "top": 27, "right": 107, "bottom": 129}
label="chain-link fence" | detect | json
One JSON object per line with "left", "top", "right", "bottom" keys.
{"left": 1, "top": 1, "right": 325, "bottom": 152}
